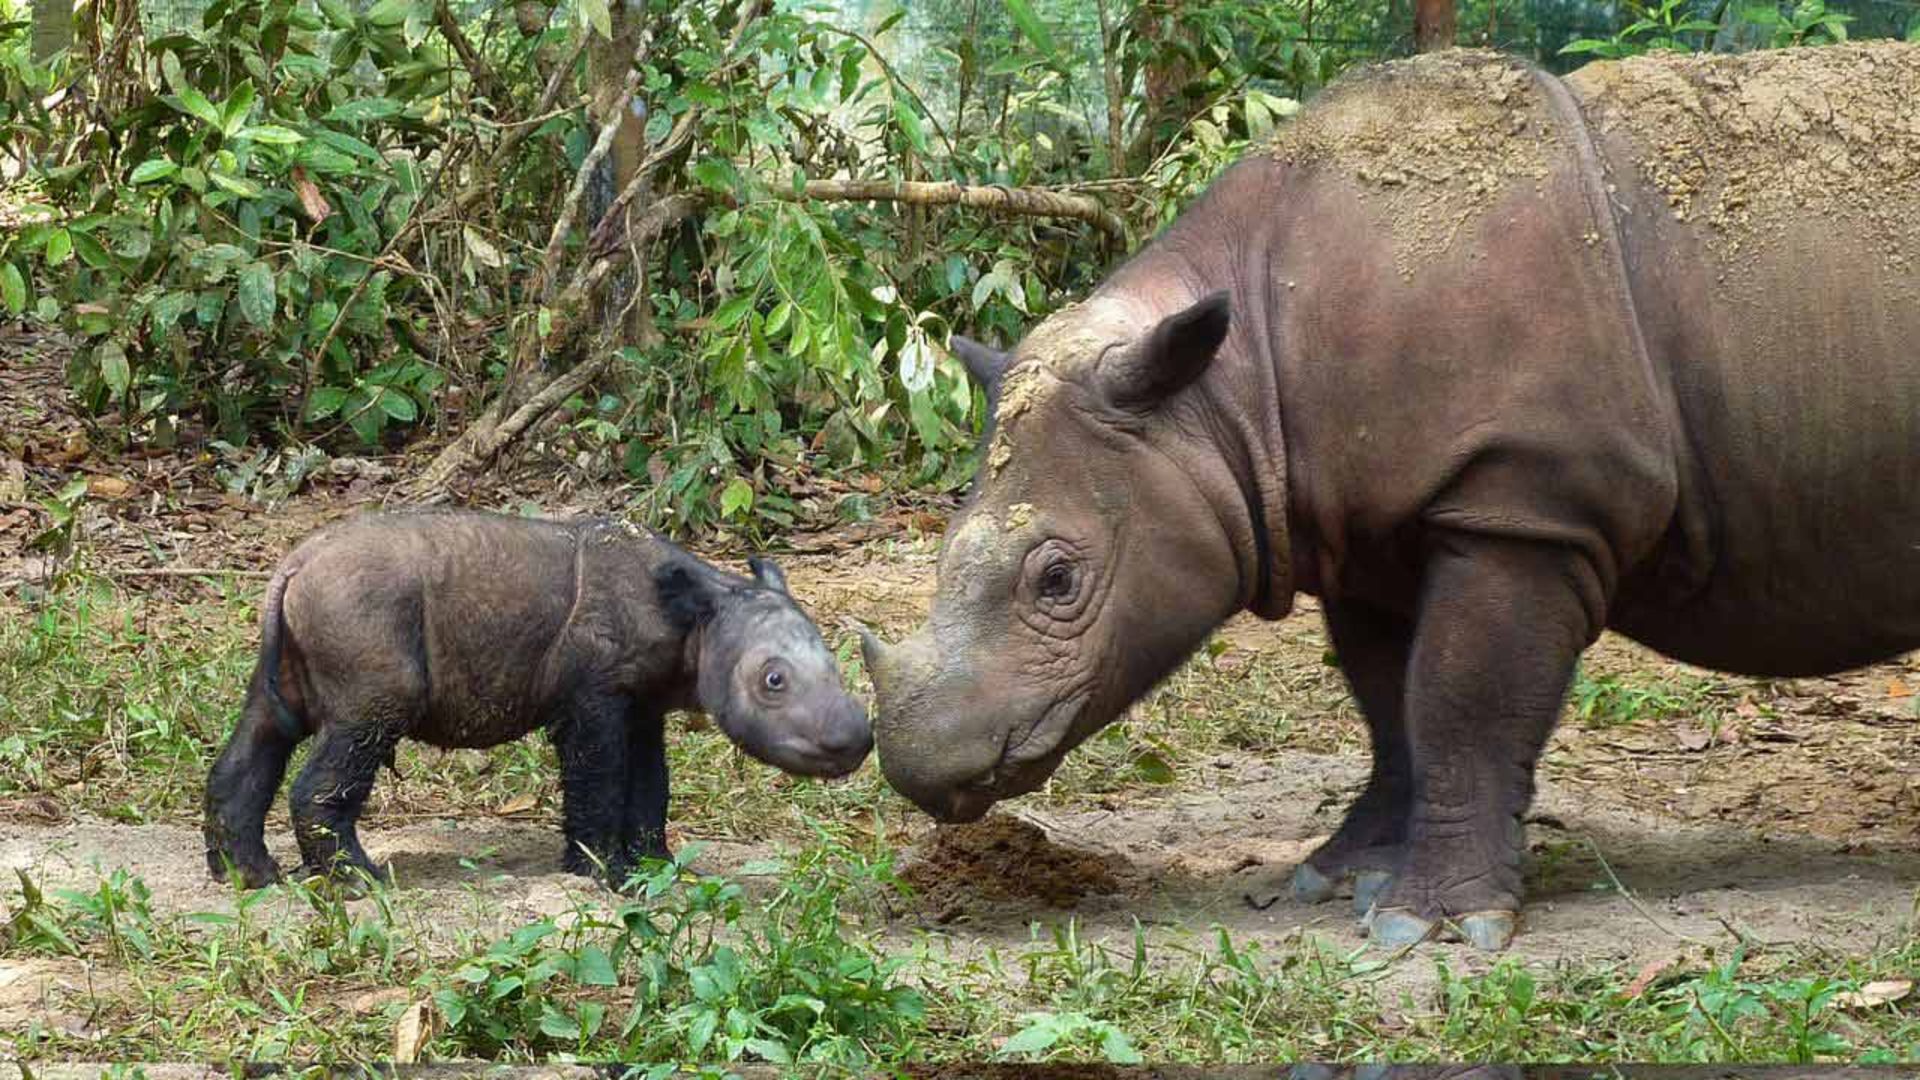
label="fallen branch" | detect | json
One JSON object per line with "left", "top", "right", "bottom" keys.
{"left": 110, "top": 567, "right": 274, "bottom": 580}
{"left": 398, "top": 194, "right": 701, "bottom": 500}
{"left": 774, "top": 178, "right": 1127, "bottom": 239}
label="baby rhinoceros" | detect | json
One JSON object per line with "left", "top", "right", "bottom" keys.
{"left": 203, "top": 509, "right": 871, "bottom": 890}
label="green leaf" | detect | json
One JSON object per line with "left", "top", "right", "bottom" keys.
{"left": 71, "top": 232, "right": 113, "bottom": 270}
{"left": 839, "top": 50, "right": 863, "bottom": 102}
{"left": 538, "top": 1005, "right": 579, "bottom": 1041}
{"left": 318, "top": 0, "right": 355, "bottom": 27}
{"left": 999, "top": 1020, "right": 1060, "bottom": 1058}
{"left": 44, "top": 229, "right": 73, "bottom": 265}
{"left": 0, "top": 264, "right": 24, "bottom": 315}
{"left": 130, "top": 158, "right": 179, "bottom": 183}
{"left": 893, "top": 99, "right": 929, "bottom": 154}
{"left": 720, "top": 477, "right": 754, "bottom": 518}
{"left": 209, "top": 171, "right": 264, "bottom": 198}
{"left": 1100, "top": 1026, "right": 1143, "bottom": 1065}
{"left": 1001, "top": 0, "right": 1058, "bottom": 59}
{"left": 325, "top": 98, "right": 403, "bottom": 123}
{"left": 1131, "top": 750, "right": 1176, "bottom": 784}
{"left": 377, "top": 388, "right": 417, "bottom": 422}
{"left": 312, "top": 128, "right": 384, "bottom": 160}
{"left": 175, "top": 86, "right": 224, "bottom": 128}
{"left": 688, "top": 158, "right": 736, "bottom": 192}
{"left": 222, "top": 81, "right": 257, "bottom": 137}
{"left": 239, "top": 125, "right": 304, "bottom": 145}
{"left": 98, "top": 341, "right": 131, "bottom": 398}
{"left": 237, "top": 262, "right": 276, "bottom": 327}
{"left": 764, "top": 300, "right": 792, "bottom": 336}
{"left": 348, "top": 397, "right": 385, "bottom": 444}
{"left": 687, "top": 1008, "right": 718, "bottom": 1056}
{"left": 1907, "top": 13, "right": 1919, "bottom": 40}
{"left": 304, "top": 386, "right": 348, "bottom": 419}
{"left": 742, "top": 1038, "right": 792, "bottom": 1064}
{"left": 579, "top": 0, "right": 611, "bottom": 38}
{"left": 575, "top": 945, "right": 617, "bottom": 987}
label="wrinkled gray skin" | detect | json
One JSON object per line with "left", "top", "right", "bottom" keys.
{"left": 205, "top": 510, "right": 870, "bottom": 890}
{"left": 865, "top": 49, "right": 1920, "bottom": 950}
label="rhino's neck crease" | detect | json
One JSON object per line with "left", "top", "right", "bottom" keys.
{"left": 1095, "top": 164, "right": 1294, "bottom": 621}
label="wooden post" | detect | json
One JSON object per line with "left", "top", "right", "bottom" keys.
{"left": 1415, "top": 0, "right": 1457, "bottom": 51}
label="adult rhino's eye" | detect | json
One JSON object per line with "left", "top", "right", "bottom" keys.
{"left": 1038, "top": 560, "right": 1076, "bottom": 601}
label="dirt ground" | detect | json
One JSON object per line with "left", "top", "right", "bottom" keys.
{"left": 4, "top": 330, "right": 1920, "bottom": 1037}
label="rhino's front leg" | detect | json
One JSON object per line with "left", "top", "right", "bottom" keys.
{"left": 552, "top": 688, "right": 635, "bottom": 886}
{"left": 1293, "top": 598, "right": 1415, "bottom": 914}
{"left": 1364, "top": 534, "right": 1594, "bottom": 952}
{"left": 622, "top": 707, "right": 671, "bottom": 868}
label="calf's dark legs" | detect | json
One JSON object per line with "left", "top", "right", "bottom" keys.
{"left": 1365, "top": 534, "right": 1593, "bottom": 951}
{"left": 289, "top": 720, "right": 405, "bottom": 882}
{"left": 1293, "top": 599, "right": 1415, "bottom": 913}
{"left": 552, "top": 687, "right": 635, "bottom": 884}
{"left": 204, "top": 665, "right": 303, "bottom": 887}
{"left": 622, "top": 708, "right": 671, "bottom": 868}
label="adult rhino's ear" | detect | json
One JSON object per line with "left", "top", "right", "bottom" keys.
{"left": 655, "top": 563, "right": 719, "bottom": 630}
{"left": 950, "top": 335, "right": 1012, "bottom": 392}
{"left": 747, "top": 555, "right": 789, "bottom": 595}
{"left": 1097, "top": 291, "right": 1231, "bottom": 411}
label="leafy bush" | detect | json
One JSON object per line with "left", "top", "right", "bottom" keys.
{"left": 428, "top": 842, "right": 924, "bottom": 1066}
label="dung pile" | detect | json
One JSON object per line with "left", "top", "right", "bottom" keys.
{"left": 1267, "top": 49, "right": 1563, "bottom": 279}
{"left": 1569, "top": 42, "right": 1920, "bottom": 274}
{"left": 899, "top": 813, "right": 1133, "bottom": 917}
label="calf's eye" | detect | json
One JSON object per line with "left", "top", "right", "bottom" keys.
{"left": 764, "top": 669, "right": 788, "bottom": 692}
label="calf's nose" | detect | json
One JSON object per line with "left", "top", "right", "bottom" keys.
{"left": 821, "top": 701, "right": 874, "bottom": 761}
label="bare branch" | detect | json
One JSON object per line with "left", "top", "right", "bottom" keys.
{"left": 777, "top": 178, "right": 1127, "bottom": 239}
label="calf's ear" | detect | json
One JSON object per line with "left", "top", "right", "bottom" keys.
{"left": 1097, "top": 291, "right": 1231, "bottom": 411}
{"left": 747, "top": 556, "right": 790, "bottom": 595}
{"left": 655, "top": 563, "right": 718, "bottom": 630}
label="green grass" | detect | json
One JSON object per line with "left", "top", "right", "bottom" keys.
{"left": 6, "top": 849, "right": 1919, "bottom": 1065}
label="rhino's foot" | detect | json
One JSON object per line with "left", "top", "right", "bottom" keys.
{"left": 1285, "top": 843, "right": 1404, "bottom": 906}
{"left": 1364, "top": 906, "right": 1518, "bottom": 951}
{"left": 1353, "top": 869, "right": 1394, "bottom": 915}
{"left": 206, "top": 847, "right": 283, "bottom": 890}
{"left": 296, "top": 857, "right": 391, "bottom": 898}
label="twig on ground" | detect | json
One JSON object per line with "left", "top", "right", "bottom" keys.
{"left": 1584, "top": 836, "right": 1714, "bottom": 948}
{"left": 111, "top": 567, "right": 274, "bottom": 580}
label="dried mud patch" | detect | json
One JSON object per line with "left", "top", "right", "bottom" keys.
{"left": 899, "top": 814, "right": 1138, "bottom": 919}
{"left": 1569, "top": 41, "right": 1920, "bottom": 274}
{"left": 1268, "top": 49, "right": 1561, "bottom": 279}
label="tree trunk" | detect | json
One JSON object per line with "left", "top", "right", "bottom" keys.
{"left": 586, "top": 0, "right": 658, "bottom": 349}
{"left": 32, "top": 0, "right": 73, "bottom": 61}
{"left": 1125, "top": 0, "right": 1197, "bottom": 170}
{"left": 1095, "top": 0, "right": 1127, "bottom": 176}
{"left": 1415, "top": 0, "right": 1457, "bottom": 51}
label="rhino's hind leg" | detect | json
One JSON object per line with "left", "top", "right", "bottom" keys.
{"left": 1290, "top": 600, "right": 1414, "bottom": 913}
{"left": 289, "top": 686, "right": 414, "bottom": 885}
{"left": 1363, "top": 535, "right": 1588, "bottom": 952}
{"left": 552, "top": 688, "right": 636, "bottom": 887}
{"left": 204, "top": 665, "right": 303, "bottom": 887}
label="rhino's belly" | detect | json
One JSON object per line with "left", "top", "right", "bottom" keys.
{"left": 414, "top": 693, "right": 546, "bottom": 749}
{"left": 1610, "top": 446, "right": 1920, "bottom": 677}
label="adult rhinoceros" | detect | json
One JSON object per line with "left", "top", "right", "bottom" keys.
{"left": 861, "top": 43, "right": 1920, "bottom": 950}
